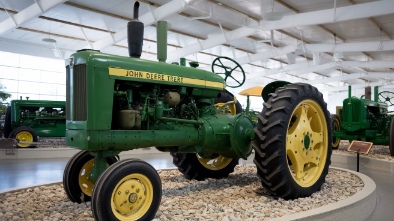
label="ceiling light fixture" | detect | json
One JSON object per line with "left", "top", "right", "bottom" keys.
{"left": 42, "top": 38, "right": 56, "bottom": 43}
{"left": 264, "top": 11, "right": 283, "bottom": 21}
{"left": 263, "top": 0, "right": 283, "bottom": 21}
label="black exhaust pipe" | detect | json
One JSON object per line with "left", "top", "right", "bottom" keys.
{"left": 128, "top": 1, "right": 144, "bottom": 58}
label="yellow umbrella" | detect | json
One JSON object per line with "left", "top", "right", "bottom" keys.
{"left": 238, "top": 86, "right": 264, "bottom": 97}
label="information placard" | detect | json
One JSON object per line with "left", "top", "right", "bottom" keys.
{"left": 348, "top": 140, "right": 373, "bottom": 154}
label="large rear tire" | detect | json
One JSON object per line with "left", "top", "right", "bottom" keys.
{"left": 253, "top": 83, "right": 332, "bottom": 199}
{"left": 331, "top": 114, "right": 341, "bottom": 149}
{"left": 91, "top": 159, "right": 161, "bottom": 221}
{"left": 63, "top": 150, "right": 118, "bottom": 203}
{"left": 389, "top": 117, "right": 394, "bottom": 156}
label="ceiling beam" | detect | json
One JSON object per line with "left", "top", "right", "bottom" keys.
{"left": 308, "top": 73, "right": 367, "bottom": 85}
{"left": 167, "top": 1, "right": 394, "bottom": 62}
{"left": 243, "top": 60, "right": 394, "bottom": 80}
{"left": 275, "top": 0, "right": 346, "bottom": 42}
{"left": 324, "top": 81, "right": 384, "bottom": 92}
{"left": 305, "top": 40, "right": 394, "bottom": 52}
{"left": 347, "top": 0, "right": 392, "bottom": 40}
{"left": 259, "top": 1, "right": 394, "bottom": 31}
{"left": 0, "top": 0, "right": 67, "bottom": 36}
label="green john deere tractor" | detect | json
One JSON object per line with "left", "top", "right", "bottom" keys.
{"left": 3, "top": 98, "right": 66, "bottom": 147}
{"left": 331, "top": 85, "right": 394, "bottom": 156}
{"left": 62, "top": 2, "right": 332, "bottom": 220}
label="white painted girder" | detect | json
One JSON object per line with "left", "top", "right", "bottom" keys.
{"left": 167, "top": 0, "right": 394, "bottom": 62}
{"left": 308, "top": 73, "right": 367, "bottom": 85}
{"left": 305, "top": 40, "right": 394, "bottom": 52}
{"left": 259, "top": 1, "right": 394, "bottom": 31}
{"left": 91, "top": 0, "right": 190, "bottom": 50}
{"left": 234, "top": 39, "right": 394, "bottom": 74}
{"left": 240, "top": 60, "right": 394, "bottom": 82}
{"left": 324, "top": 81, "right": 384, "bottom": 92}
{"left": 0, "top": 0, "right": 67, "bottom": 36}
{"left": 236, "top": 45, "right": 295, "bottom": 65}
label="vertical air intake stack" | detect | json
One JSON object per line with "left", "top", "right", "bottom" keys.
{"left": 127, "top": 1, "right": 144, "bottom": 58}
{"left": 157, "top": 21, "right": 167, "bottom": 62}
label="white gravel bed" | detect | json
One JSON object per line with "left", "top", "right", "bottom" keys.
{"left": 0, "top": 166, "right": 363, "bottom": 221}
{"left": 333, "top": 140, "right": 394, "bottom": 162}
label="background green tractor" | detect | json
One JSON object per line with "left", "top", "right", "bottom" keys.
{"left": 62, "top": 2, "right": 332, "bottom": 220}
{"left": 3, "top": 98, "right": 66, "bottom": 147}
{"left": 331, "top": 85, "right": 394, "bottom": 156}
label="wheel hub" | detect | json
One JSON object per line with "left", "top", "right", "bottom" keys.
{"left": 128, "top": 193, "right": 138, "bottom": 203}
{"left": 113, "top": 179, "right": 147, "bottom": 215}
{"left": 303, "top": 133, "right": 311, "bottom": 150}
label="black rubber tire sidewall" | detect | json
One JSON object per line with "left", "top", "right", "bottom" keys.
{"left": 91, "top": 159, "right": 162, "bottom": 221}
{"left": 9, "top": 126, "right": 38, "bottom": 148}
{"left": 253, "top": 83, "right": 332, "bottom": 199}
{"left": 389, "top": 117, "right": 394, "bottom": 156}
{"left": 63, "top": 150, "right": 118, "bottom": 203}
{"left": 331, "top": 114, "right": 341, "bottom": 149}
{"left": 4, "top": 106, "right": 12, "bottom": 138}
{"left": 170, "top": 152, "right": 239, "bottom": 180}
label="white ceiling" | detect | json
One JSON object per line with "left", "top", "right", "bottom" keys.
{"left": 1, "top": 0, "right": 394, "bottom": 93}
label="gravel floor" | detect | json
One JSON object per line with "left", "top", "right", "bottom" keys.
{"left": 0, "top": 166, "right": 363, "bottom": 221}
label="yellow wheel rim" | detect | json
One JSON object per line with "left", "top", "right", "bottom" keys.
{"left": 215, "top": 103, "right": 236, "bottom": 115}
{"left": 16, "top": 131, "right": 33, "bottom": 148}
{"left": 332, "top": 117, "right": 340, "bottom": 148}
{"left": 197, "top": 155, "right": 233, "bottom": 171}
{"left": 78, "top": 159, "right": 95, "bottom": 197}
{"left": 78, "top": 159, "right": 110, "bottom": 197}
{"left": 111, "top": 173, "right": 153, "bottom": 220}
{"left": 286, "top": 99, "right": 328, "bottom": 187}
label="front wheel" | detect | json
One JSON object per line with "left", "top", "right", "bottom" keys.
{"left": 253, "top": 83, "right": 332, "bottom": 199}
{"left": 9, "top": 126, "right": 38, "bottom": 148}
{"left": 3, "top": 106, "right": 12, "bottom": 138}
{"left": 91, "top": 159, "right": 162, "bottom": 221}
{"left": 63, "top": 151, "right": 118, "bottom": 203}
{"left": 331, "top": 114, "right": 341, "bottom": 149}
{"left": 389, "top": 117, "right": 394, "bottom": 156}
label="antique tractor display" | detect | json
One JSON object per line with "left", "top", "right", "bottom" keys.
{"left": 3, "top": 98, "right": 66, "bottom": 147}
{"left": 331, "top": 85, "right": 394, "bottom": 156}
{"left": 63, "top": 2, "right": 332, "bottom": 220}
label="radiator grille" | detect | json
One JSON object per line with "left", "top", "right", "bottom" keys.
{"left": 73, "top": 64, "right": 87, "bottom": 121}
{"left": 66, "top": 66, "right": 71, "bottom": 120}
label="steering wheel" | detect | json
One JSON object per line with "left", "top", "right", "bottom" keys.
{"left": 378, "top": 91, "right": 394, "bottom": 107}
{"left": 211, "top": 56, "right": 246, "bottom": 88}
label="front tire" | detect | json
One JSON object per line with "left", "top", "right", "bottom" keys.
{"left": 389, "top": 117, "right": 394, "bottom": 156}
{"left": 91, "top": 159, "right": 162, "bottom": 221}
{"left": 253, "top": 83, "right": 332, "bottom": 199}
{"left": 331, "top": 114, "right": 341, "bottom": 149}
{"left": 63, "top": 150, "right": 118, "bottom": 203}
{"left": 3, "top": 106, "right": 12, "bottom": 138}
{"left": 9, "top": 126, "right": 38, "bottom": 148}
